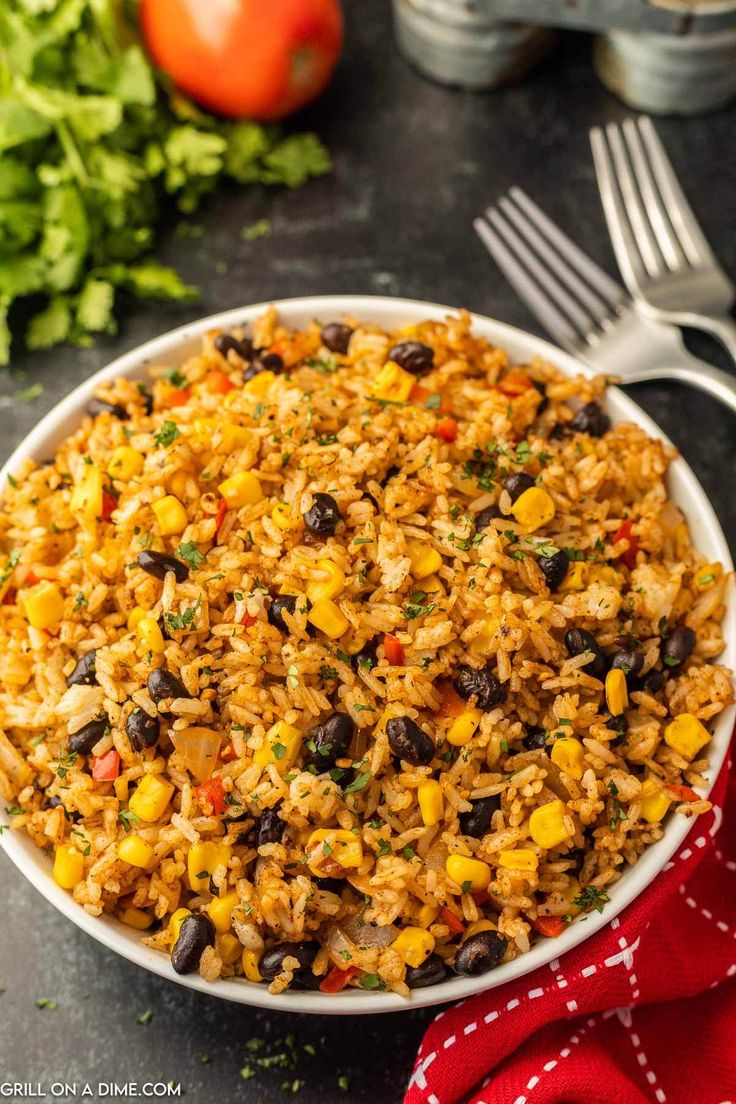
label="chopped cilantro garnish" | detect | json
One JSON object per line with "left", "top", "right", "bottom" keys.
{"left": 153, "top": 420, "right": 180, "bottom": 448}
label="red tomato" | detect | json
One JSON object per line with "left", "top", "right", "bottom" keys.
{"left": 206, "top": 370, "right": 236, "bottom": 395}
{"left": 214, "top": 498, "right": 228, "bottom": 535}
{"left": 194, "top": 777, "right": 226, "bottom": 815}
{"left": 435, "top": 417, "right": 458, "bottom": 443}
{"left": 409, "top": 385, "right": 452, "bottom": 415}
{"left": 165, "top": 387, "right": 191, "bottom": 408}
{"left": 529, "top": 914, "right": 566, "bottom": 938}
{"left": 440, "top": 906, "right": 465, "bottom": 938}
{"left": 239, "top": 610, "right": 257, "bottom": 628}
{"left": 435, "top": 681, "right": 465, "bottom": 721}
{"left": 140, "top": 0, "right": 344, "bottom": 121}
{"left": 613, "top": 519, "right": 639, "bottom": 570}
{"left": 100, "top": 491, "right": 118, "bottom": 522}
{"left": 497, "top": 369, "right": 533, "bottom": 397}
{"left": 91, "top": 749, "right": 120, "bottom": 782}
{"left": 383, "top": 633, "right": 404, "bottom": 666}
{"left": 318, "top": 963, "right": 357, "bottom": 993}
{"left": 25, "top": 569, "right": 40, "bottom": 586}
{"left": 665, "top": 783, "right": 700, "bottom": 803}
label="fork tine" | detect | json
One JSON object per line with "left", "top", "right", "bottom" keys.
{"left": 499, "top": 193, "right": 618, "bottom": 326}
{"left": 508, "top": 187, "right": 625, "bottom": 308}
{"left": 605, "top": 122, "right": 663, "bottom": 279}
{"left": 591, "top": 125, "right": 650, "bottom": 292}
{"left": 635, "top": 116, "right": 715, "bottom": 268}
{"left": 621, "top": 118, "right": 682, "bottom": 272}
{"left": 472, "top": 216, "right": 580, "bottom": 353}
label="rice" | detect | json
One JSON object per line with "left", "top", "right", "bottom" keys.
{"left": 0, "top": 307, "right": 732, "bottom": 996}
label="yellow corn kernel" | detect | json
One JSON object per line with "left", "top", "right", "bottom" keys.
{"left": 392, "top": 926, "right": 436, "bottom": 969}
{"left": 129, "top": 773, "right": 175, "bottom": 823}
{"left": 117, "top": 834, "right": 154, "bottom": 869}
{"left": 242, "top": 948, "right": 263, "bottom": 983}
{"left": 371, "top": 360, "right": 415, "bottom": 403}
{"left": 559, "top": 562, "right": 589, "bottom": 592}
{"left": 278, "top": 582, "right": 302, "bottom": 597}
{"left": 272, "top": 502, "right": 301, "bottom": 531}
{"left": 498, "top": 848, "right": 539, "bottom": 874}
{"left": 120, "top": 906, "right": 153, "bottom": 930}
{"left": 307, "top": 597, "right": 349, "bottom": 639}
{"left": 306, "top": 559, "right": 346, "bottom": 603}
{"left": 639, "top": 779, "right": 672, "bottom": 824}
{"left": 529, "top": 799, "right": 571, "bottom": 850}
{"left": 217, "top": 471, "right": 263, "bottom": 509}
{"left": 254, "top": 721, "right": 303, "bottom": 773}
{"left": 137, "top": 616, "right": 165, "bottom": 654}
{"left": 22, "top": 580, "right": 65, "bottom": 631}
{"left": 218, "top": 932, "right": 242, "bottom": 965}
{"left": 243, "top": 369, "right": 276, "bottom": 397}
{"left": 464, "top": 919, "right": 496, "bottom": 939}
{"left": 168, "top": 907, "right": 191, "bottom": 944}
{"left": 695, "top": 562, "right": 722, "bottom": 590}
{"left": 421, "top": 574, "right": 445, "bottom": 597}
{"left": 605, "top": 668, "right": 628, "bottom": 717}
{"left": 208, "top": 890, "right": 240, "bottom": 933}
{"left": 53, "top": 844, "right": 85, "bottom": 889}
{"left": 664, "top": 713, "right": 711, "bottom": 761}
{"left": 416, "top": 902, "right": 439, "bottom": 928}
{"left": 187, "top": 840, "right": 231, "bottom": 893}
{"left": 127, "top": 606, "right": 146, "bottom": 631}
{"left": 109, "top": 446, "right": 144, "bottom": 482}
{"left": 468, "top": 616, "right": 501, "bottom": 657}
{"left": 169, "top": 471, "right": 190, "bottom": 501}
{"left": 511, "top": 486, "right": 555, "bottom": 532}
{"left": 306, "top": 829, "right": 364, "bottom": 876}
{"left": 396, "top": 323, "right": 418, "bottom": 337}
{"left": 70, "top": 466, "right": 104, "bottom": 521}
{"left": 152, "top": 494, "right": 188, "bottom": 536}
{"left": 588, "top": 565, "right": 624, "bottom": 588}
{"left": 406, "top": 540, "right": 442, "bottom": 580}
{"left": 446, "top": 708, "right": 482, "bottom": 747}
{"left": 217, "top": 424, "right": 254, "bottom": 453}
{"left": 417, "top": 780, "right": 444, "bottom": 827}
{"left": 551, "top": 736, "right": 586, "bottom": 780}
{"left": 446, "top": 854, "right": 492, "bottom": 893}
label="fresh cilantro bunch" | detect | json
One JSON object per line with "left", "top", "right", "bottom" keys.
{"left": 0, "top": 0, "right": 332, "bottom": 364}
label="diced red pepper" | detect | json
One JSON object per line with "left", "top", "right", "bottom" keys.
{"left": 206, "top": 370, "right": 236, "bottom": 395}
{"left": 91, "top": 749, "right": 120, "bottom": 782}
{"left": 100, "top": 491, "right": 117, "bottom": 522}
{"left": 409, "top": 385, "right": 452, "bottom": 415}
{"left": 435, "top": 417, "right": 458, "bottom": 443}
{"left": 613, "top": 519, "right": 639, "bottom": 570}
{"left": 239, "top": 610, "right": 257, "bottom": 628}
{"left": 194, "top": 777, "right": 226, "bottom": 816}
{"left": 440, "top": 906, "right": 466, "bottom": 937}
{"left": 529, "top": 914, "right": 566, "bottom": 938}
{"left": 269, "top": 339, "right": 288, "bottom": 357}
{"left": 219, "top": 742, "right": 237, "bottom": 764}
{"left": 497, "top": 369, "right": 533, "bottom": 396}
{"left": 164, "top": 387, "right": 191, "bottom": 408}
{"left": 214, "top": 498, "right": 228, "bottom": 535}
{"left": 25, "top": 569, "right": 40, "bottom": 586}
{"left": 471, "top": 889, "right": 489, "bottom": 907}
{"left": 383, "top": 633, "right": 405, "bottom": 665}
{"left": 665, "top": 783, "right": 700, "bottom": 803}
{"left": 2, "top": 589, "right": 15, "bottom": 605}
{"left": 436, "top": 680, "right": 466, "bottom": 721}
{"left": 318, "top": 964, "right": 358, "bottom": 993}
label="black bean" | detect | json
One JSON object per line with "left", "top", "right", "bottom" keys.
{"left": 564, "top": 628, "right": 607, "bottom": 679}
{"left": 303, "top": 492, "right": 342, "bottom": 536}
{"left": 305, "top": 713, "right": 355, "bottom": 769}
{"left": 474, "top": 504, "right": 503, "bottom": 530}
{"left": 381, "top": 465, "right": 400, "bottom": 486}
{"left": 147, "top": 668, "right": 189, "bottom": 711}
{"left": 126, "top": 707, "right": 159, "bottom": 752}
{"left": 47, "top": 794, "right": 76, "bottom": 821}
{"left": 171, "top": 913, "right": 216, "bottom": 975}
{"left": 570, "top": 401, "right": 610, "bottom": 438}
{"left": 68, "top": 717, "right": 108, "bottom": 756}
{"left": 268, "top": 594, "right": 298, "bottom": 632}
{"left": 363, "top": 491, "right": 379, "bottom": 510}
{"left": 642, "top": 670, "right": 665, "bottom": 694}
{"left": 523, "top": 725, "right": 548, "bottom": 751}
{"left": 243, "top": 351, "right": 283, "bottom": 382}
{"left": 88, "top": 397, "right": 128, "bottom": 421}
{"left": 386, "top": 716, "right": 435, "bottom": 766}
{"left": 532, "top": 380, "right": 548, "bottom": 414}
{"left": 137, "top": 387, "right": 154, "bottom": 416}
{"left": 258, "top": 942, "right": 319, "bottom": 988}
{"left": 537, "top": 549, "right": 569, "bottom": 590}
{"left": 66, "top": 649, "right": 97, "bottom": 688}
{"left": 321, "top": 322, "right": 353, "bottom": 354}
{"left": 602, "top": 712, "right": 629, "bottom": 744}
{"left": 503, "top": 471, "right": 535, "bottom": 503}
{"left": 662, "top": 625, "right": 696, "bottom": 668}
{"left": 258, "top": 804, "right": 285, "bottom": 846}
{"left": 459, "top": 795, "right": 500, "bottom": 837}
{"left": 611, "top": 648, "right": 644, "bottom": 680}
{"left": 387, "top": 341, "right": 434, "bottom": 376}
{"left": 214, "top": 333, "right": 252, "bottom": 361}
{"left": 313, "top": 876, "right": 345, "bottom": 894}
{"left": 352, "top": 637, "right": 379, "bottom": 672}
{"left": 136, "top": 550, "right": 189, "bottom": 583}
{"left": 406, "top": 954, "right": 448, "bottom": 989}
{"left": 454, "top": 930, "right": 507, "bottom": 976}
{"left": 453, "top": 665, "right": 508, "bottom": 710}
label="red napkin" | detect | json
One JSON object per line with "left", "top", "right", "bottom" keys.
{"left": 406, "top": 743, "right": 735, "bottom": 1104}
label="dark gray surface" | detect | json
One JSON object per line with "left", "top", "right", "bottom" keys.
{"left": 1, "top": 4, "right": 734, "bottom": 1102}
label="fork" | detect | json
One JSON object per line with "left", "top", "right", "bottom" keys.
{"left": 590, "top": 116, "right": 736, "bottom": 363}
{"left": 472, "top": 187, "right": 736, "bottom": 414}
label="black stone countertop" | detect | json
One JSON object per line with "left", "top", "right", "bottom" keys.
{"left": 1, "top": 3, "right": 734, "bottom": 1102}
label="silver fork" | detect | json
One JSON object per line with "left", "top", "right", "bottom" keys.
{"left": 472, "top": 187, "right": 736, "bottom": 414}
{"left": 590, "top": 116, "right": 736, "bottom": 363}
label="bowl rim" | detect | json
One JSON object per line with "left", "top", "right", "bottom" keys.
{"left": 1, "top": 293, "right": 733, "bottom": 1016}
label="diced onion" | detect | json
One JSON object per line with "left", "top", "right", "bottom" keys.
{"left": 170, "top": 726, "right": 220, "bottom": 781}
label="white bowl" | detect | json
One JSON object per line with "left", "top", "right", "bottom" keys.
{"left": 1, "top": 295, "right": 733, "bottom": 1015}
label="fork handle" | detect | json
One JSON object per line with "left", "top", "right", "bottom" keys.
{"left": 693, "top": 315, "right": 736, "bottom": 366}
{"left": 627, "top": 359, "right": 736, "bottom": 416}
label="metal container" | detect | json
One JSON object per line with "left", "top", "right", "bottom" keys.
{"left": 482, "top": 0, "right": 736, "bottom": 35}
{"left": 392, "top": 0, "right": 556, "bottom": 91}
